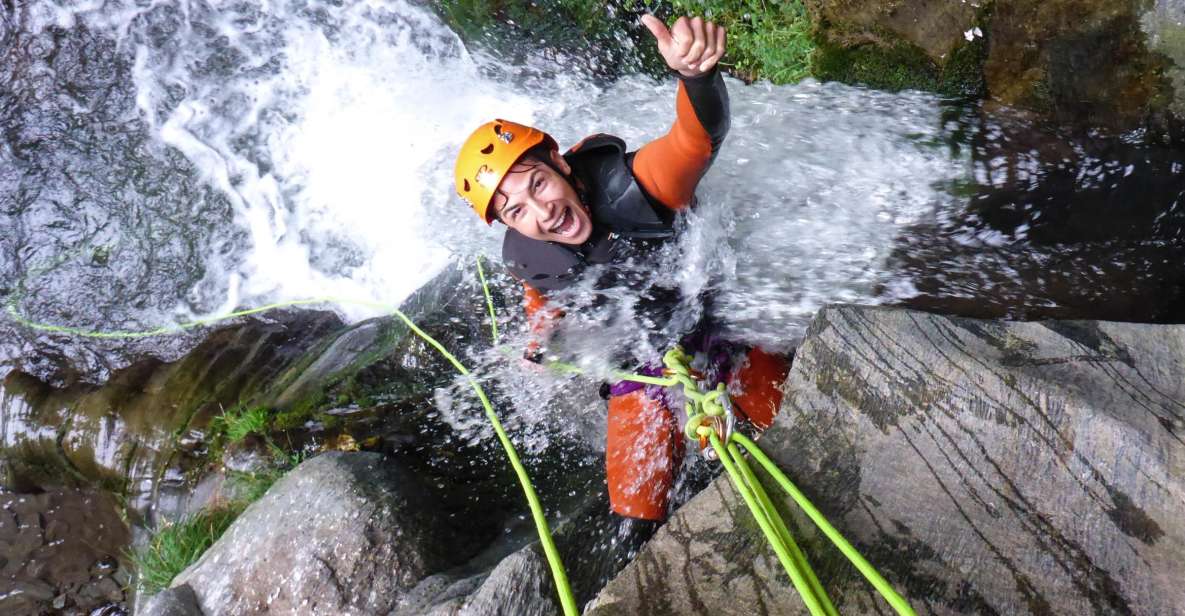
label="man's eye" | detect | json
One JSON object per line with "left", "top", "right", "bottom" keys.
{"left": 534, "top": 178, "right": 544, "bottom": 189}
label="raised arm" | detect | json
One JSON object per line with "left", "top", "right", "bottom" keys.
{"left": 632, "top": 15, "right": 730, "bottom": 210}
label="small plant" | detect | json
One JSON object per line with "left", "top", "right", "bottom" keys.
{"left": 128, "top": 506, "right": 242, "bottom": 594}
{"left": 209, "top": 404, "right": 271, "bottom": 444}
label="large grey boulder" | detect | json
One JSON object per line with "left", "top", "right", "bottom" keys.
{"left": 394, "top": 491, "right": 655, "bottom": 616}
{"left": 398, "top": 546, "right": 557, "bottom": 616}
{"left": 139, "top": 585, "right": 202, "bottom": 616}
{"left": 164, "top": 452, "right": 473, "bottom": 615}
{"left": 588, "top": 306, "right": 1185, "bottom": 615}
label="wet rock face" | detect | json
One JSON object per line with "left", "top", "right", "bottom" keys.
{"left": 984, "top": 0, "right": 1174, "bottom": 131}
{"left": 806, "top": 0, "right": 977, "bottom": 62}
{"left": 587, "top": 306, "right": 1185, "bottom": 614}
{"left": 401, "top": 546, "right": 558, "bottom": 616}
{"left": 810, "top": 0, "right": 1184, "bottom": 135}
{"left": 0, "top": 262, "right": 509, "bottom": 526}
{"left": 0, "top": 309, "right": 343, "bottom": 518}
{"left": 0, "top": 489, "right": 130, "bottom": 615}
{"left": 163, "top": 452, "right": 481, "bottom": 615}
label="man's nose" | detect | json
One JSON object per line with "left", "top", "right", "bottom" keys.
{"left": 526, "top": 198, "right": 555, "bottom": 220}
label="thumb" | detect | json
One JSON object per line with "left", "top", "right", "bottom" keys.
{"left": 640, "top": 14, "right": 672, "bottom": 49}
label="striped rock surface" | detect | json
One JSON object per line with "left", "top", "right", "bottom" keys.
{"left": 586, "top": 305, "right": 1185, "bottom": 615}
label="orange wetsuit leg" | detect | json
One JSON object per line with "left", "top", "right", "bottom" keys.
{"left": 606, "top": 389, "right": 682, "bottom": 521}
{"left": 728, "top": 348, "right": 790, "bottom": 430}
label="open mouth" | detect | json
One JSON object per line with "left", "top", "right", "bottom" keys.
{"left": 550, "top": 206, "right": 579, "bottom": 237}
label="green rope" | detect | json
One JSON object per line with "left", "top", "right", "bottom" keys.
{"left": 733, "top": 433, "right": 916, "bottom": 616}
{"left": 658, "top": 346, "right": 915, "bottom": 616}
{"left": 475, "top": 255, "right": 500, "bottom": 344}
{"left": 383, "top": 307, "right": 579, "bottom": 616}
{"left": 729, "top": 439, "right": 837, "bottom": 616}
{"left": 5, "top": 298, "right": 338, "bottom": 339}
{"left": 710, "top": 431, "right": 831, "bottom": 616}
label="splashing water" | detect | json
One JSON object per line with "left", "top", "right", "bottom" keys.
{"left": 3, "top": 1, "right": 1183, "bottom": 380}
{"left": 3, "top": 3, "right": 1184, "bottom": 594}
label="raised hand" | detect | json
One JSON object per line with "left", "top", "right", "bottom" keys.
{"left": 641, "top": 14, "right": 727, "bottom": 79}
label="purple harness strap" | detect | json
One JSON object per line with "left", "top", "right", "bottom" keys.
{"left": 608, "top": 365, "right": 665, "bottom": 397}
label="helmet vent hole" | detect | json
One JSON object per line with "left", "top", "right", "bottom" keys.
{"left": 493, "top": 124, "right": 503, "bottom": 135}
{"left": 481, "top": 144, "right": 494, "bottom": 155}
{"left": 463, "top": 179, "right": 471, "bottom": 192}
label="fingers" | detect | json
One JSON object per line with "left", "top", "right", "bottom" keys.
{"left": 640, "top": 14, "right": 671, "bottom": 49}
{"left": 685, "top": 17, "right": 706, "bottom": 67}
{"left": 698, "top": 24, "right": 727, "bottom": 73}
{"left": 646, "top": 14, "right": 727, "bottom": 77}
{"left": 669, "top": 16, "right": 694, "bottom": 58}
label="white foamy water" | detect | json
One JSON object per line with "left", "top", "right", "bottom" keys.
{"left": 23, "top": 0, "right": 585, "bottom": 321}
{"left": 22, "top": 0, "right": 966, "bottom": 333}
{"left": 502, "top": 77, "right": 965, "bottom": 375}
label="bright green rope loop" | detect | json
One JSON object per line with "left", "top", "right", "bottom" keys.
{"left": 684, "top": 413, "right": 711, "bottom": 441}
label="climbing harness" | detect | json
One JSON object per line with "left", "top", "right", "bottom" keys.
{"left": 6, "top": 255, "right": 915, "bottom": 616}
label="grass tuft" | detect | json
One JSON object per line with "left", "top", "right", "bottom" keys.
{"left": 128, "top": 506, "right": 242, "bottom": 594}
{"left": 132, "top": 433, "right": 307, "bottom": 594}
{"left": 213, "top": 405, "right": 270, "bottom": 442}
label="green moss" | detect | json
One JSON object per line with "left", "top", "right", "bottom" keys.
{"left": 436, "top": 0, "right": 665, "bottom": 77}
{"left": 940, "top": 36, "right": 987, "bottom": 98}
{"left": 2, "top": 441, "right": 84, "bottom": 489}
{"left": 811, "top": 35, "right": 985, "bottom": 98}
{"left": 129, "top": 506, "right": 242, "bottom": 594}
{"left": 270, "top": 392, "right": 325, "bottom": 431}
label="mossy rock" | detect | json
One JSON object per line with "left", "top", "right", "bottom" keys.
{"left": 984, "top": 0, "right": 1177, "bottom": 133}
{"left": 812, "top": 35, "right": 987, "bottom": 97}
{"left": 809, "top": 0, "right": 1182, "bottom": 135}
{"left": 804, "top": 0, "right": 979, "bottom": 62}
{"left": 805, "top": 0, "right": 987, "bottom": 97}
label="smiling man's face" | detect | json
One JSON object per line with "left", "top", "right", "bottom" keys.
{"left": 491, "top": 149, "right": 592, "bottom": 245}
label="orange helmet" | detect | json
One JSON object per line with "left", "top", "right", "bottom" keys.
{"left": 455, "top": 119, "right": 557, "bottom": 224}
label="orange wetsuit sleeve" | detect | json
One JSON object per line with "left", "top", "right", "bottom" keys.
{"left": 522, "top": 282, "right": 562, "bottom": 360}
{"left": 631, "top": 69, "right": 730, "bottom": 210}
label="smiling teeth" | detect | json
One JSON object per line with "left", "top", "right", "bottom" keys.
{"left": 552, "top": 209, "right": 572, "bottom": 235}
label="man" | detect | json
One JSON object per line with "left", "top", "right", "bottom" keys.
{"left": 454, "top": 14, "right": 787, "bottom": 521}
